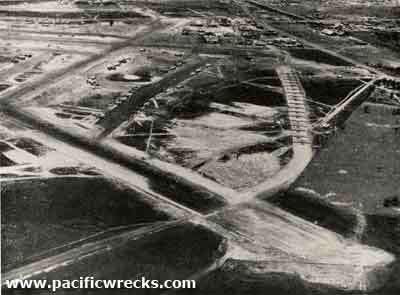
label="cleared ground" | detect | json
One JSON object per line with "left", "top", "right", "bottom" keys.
{"left": 1, "top": 0, "right": 399, "bottom": 293}
{"left": 295, "top": 105, "right": 400, "bottom": 213}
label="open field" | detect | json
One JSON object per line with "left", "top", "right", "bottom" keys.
{"left": 1, "top": 0, "right": 399, "bottom": 294}
{"left": 294, "top": 105, "right": 400, "bottom": 214}
{"left": 2, "top": 177, "right": 171, "bottom": 270}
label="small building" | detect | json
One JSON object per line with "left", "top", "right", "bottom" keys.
{"left": 203, "top": 34, "right": 220, "bottom": 44}
{"left": 321, "top": 29, "right": 335, "bottom": 36}
{"left": 191, "top": 20, "right": 204, "bottom": 27}
{"left": 218, "top": 17, "right": 231, "bottom": 27}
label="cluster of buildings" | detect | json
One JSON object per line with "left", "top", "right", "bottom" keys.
{"left": 317, "top": 19, "right": 399, "bottom": 37}
{"left": 349, "top": 18, "right": 400, "bottom": 33}
{"left": 320, "top": 24, "right": 347, "bottom": 37}
{"left": 73, "top": 0, "right": 117, "bottom": 6}
{"left": 266, "top": 37, "right": 303, "bottom": 48}
{"left": 182, "top": 16, "right": 279, "bottom": 47}
{"left": 377, "top": 78, "right": 400, "bottom": 91}
{"left": 181, "top": 17, "right": 233, "bottom": 44}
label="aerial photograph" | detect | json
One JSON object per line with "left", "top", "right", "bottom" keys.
{"left": 0, "top": 0, "right": 399, "bottom": 294}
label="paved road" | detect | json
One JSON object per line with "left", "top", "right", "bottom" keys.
{"left": 246, "top": 0, "right": 309, "bottom": 20}
{"left": 241, "top": 66, "right": 314, "bottom": 201}
{"left": 2, "top": 221, "right": 181, "bottom": 283}
{"left": 0, "top": 19, "right": 164, "bottom": 105}
{"left": 1, "top": 111, "right": 394, "bottom": 293}
{"left": 0, "top": 31, "right": 125, "bottom": 46}
{"left": 237, "top": 0, "right": 399, "bottom": 80}
{"left": 0, "top": 53, "right": 49, "bottom": 79}
{"left": 317, "top": 78, "right": 377, "bottom": 127}
{"left": 0, "top": 28, "right": 131, "bottom": 40}
{"left": 0, "top": 5, "right": 396, "bottom": 291}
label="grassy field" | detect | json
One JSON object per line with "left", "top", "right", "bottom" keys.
{"left": 295, "top": 105, "right": 400, "bottom": 213}
{"left": 1, "top": 177, "right": 171, "bottom": 270}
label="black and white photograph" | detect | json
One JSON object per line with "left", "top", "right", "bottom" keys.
{"left": 0, "top": 0, "right": 399, "bottom": 294}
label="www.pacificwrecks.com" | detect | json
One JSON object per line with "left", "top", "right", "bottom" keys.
{"left": 4, "top": 277, "right": 196, "bottom": 292}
